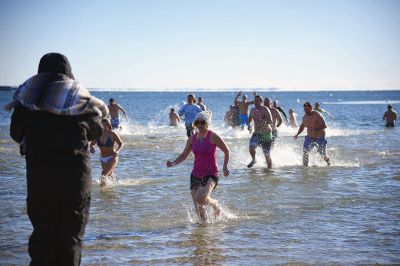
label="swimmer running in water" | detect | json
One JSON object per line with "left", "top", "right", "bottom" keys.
{"left": 247, "top": 95, "right": 274, "bottom": 168}
{"left": 108, "top": 98, "right": 128, "bottom": 129}
{"left": 90, "top": 118, "right": 123, "bottom": 184}
{"left": 167, "top": 112, "right": 230, "bottom": 223}
{"left": 294, "top": 102, "right": 331, "bottom": 166}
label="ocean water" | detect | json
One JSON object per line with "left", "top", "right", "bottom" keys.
{"left": 0, "top": 90, "right": 399, "bottom": 265}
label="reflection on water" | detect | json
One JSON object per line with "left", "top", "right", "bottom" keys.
{"left": 187, "top": 225, "right": 226, "bottom": 266}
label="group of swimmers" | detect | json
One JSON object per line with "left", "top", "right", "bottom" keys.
{"left": 91, "top": 94, "right": 397, "bottom": 223}
{"left": 166, "top": 93, "right": 333, "bottom": 222}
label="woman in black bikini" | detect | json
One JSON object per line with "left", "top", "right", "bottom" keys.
{"left": 90, "top": 118, "right": 123, "bottom": 179}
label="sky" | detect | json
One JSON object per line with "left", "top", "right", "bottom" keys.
{"left": 0, "top": 0, "right": 399, "bottom": 90}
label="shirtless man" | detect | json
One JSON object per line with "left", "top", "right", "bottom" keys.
{"left": 224, "top": 105, "right": 234, "bottom": 127}
{"left": 247, "top": 95, "right": 274, "bottom": 168}
{"left": 383, "top": 104, "right": 397, "bottom": 128}
{"left": 234, "top": 91, "right": 255, "bottom": 132}
{"left": 197, "top": 97, "right": 207, "bottom": 111}
{"left": 264, "top": 98, "right": 282, "bottom": 148}
{"left": 108, "top": 98, "right": 128, "bottom": 129}
{"left": 294, "top": 102, "right": 330, "bottom": 166}
{"left": 169, "top": 108, "right": 181, "bottom": 126}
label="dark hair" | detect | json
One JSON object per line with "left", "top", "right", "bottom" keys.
{"left": 303, "top": 102, "right": 312, "bottom": 108}
{"left": 38, "top": 53, "right": 74, "bottom": 79}
{"left": 188, "top": 94, "right": 196, "bottom": 103}
{"left": 109, "top": 98, "right": 115, "bottom": 103}
{"left": 388, "top": 104, "right": 392, "bottom": 109}
{"left": 254, "top": 94, "right": 263, "bottom": 101}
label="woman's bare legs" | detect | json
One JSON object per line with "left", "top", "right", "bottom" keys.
{"left": 191, "top": 179, "right": 220, "bottom": 222}
{"left": 101, "top": 156, "right": 118, "bottom": 176}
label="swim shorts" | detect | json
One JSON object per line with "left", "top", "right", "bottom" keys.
{"left": 111, "top": 118, "right": 120, "bottom": 129}
{"left": 186, "top": 124, "right": 194, "bottom": 137}
{"left": 249, "top": 132, "right": 273, "bottom": 155}
{"left": 303, "top": 135, "right": 327, "bottom": 156}
{"left": 190, "top": 175, "right": 219, "bottom": 190}
{"left": 239, "top": 114, "right": 250, "bottom": 127}
{"left": 386, "top": 122, "right": 395, "bottom": 128}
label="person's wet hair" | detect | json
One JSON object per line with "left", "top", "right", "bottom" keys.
{"left": 388, "top": 104, "right": 392, "bottom": 109}
{"left": 109, "top": 98, "right": 115, "bottom": 103}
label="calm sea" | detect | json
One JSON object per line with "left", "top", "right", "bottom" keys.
{"left": 0, "top": 90, "right": 399, "bottom": 265}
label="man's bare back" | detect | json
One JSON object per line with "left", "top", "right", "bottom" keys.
{"left": 384, "top": 110, "right": 397, "bottom": 123}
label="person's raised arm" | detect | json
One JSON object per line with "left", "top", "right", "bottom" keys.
{"left": 166, "top": 137, "right": 193, "bottom": 167}
{"left": 234, "top": 91, "right": 242, "bottom": 104}
{"left": 211, "top": 133, "right": 230, "bottom": 177}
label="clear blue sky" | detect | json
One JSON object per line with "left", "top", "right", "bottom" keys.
{"left": 0, "top": 0, "right": 399, "bottom": 90}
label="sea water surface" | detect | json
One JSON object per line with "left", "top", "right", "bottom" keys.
{"left": 0, "top": 90, "right": 399, "bottom": 265}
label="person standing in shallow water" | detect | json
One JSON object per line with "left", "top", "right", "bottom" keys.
{"left": 169, "top": 108, "right": 181, "bottom": 126}
{"left": 90, "top": 118, "right": 123, "bottom": 185}
{"left": 383, "top": 104, "right": 397, "bottom": 128}
{"left": 294, "top": 102, "right": 331, "bottom": 166}
{"left": 197, "top": 96, "right": 207, "bottom": 111}
{"left": 10, "top": 53, "right": 107, "bottom": 265}
{"left": 166, "top": 112, "right": 230, "bottom": 223}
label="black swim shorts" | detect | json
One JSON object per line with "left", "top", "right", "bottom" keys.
{"left": 190, "top": 175, "right": 219, "bottom": 190}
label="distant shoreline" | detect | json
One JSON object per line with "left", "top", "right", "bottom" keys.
{"left": 0, "top": 86, "right": 399, "bottom": 93}
{"left": 0, "top": 86, "right": 14, "bottom": 91}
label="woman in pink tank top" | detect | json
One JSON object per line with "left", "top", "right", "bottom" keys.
{"left": 166, "top": 112, "right": 230, "bottom": 222}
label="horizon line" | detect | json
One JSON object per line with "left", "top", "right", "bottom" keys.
{"left": 1, "top": 85, "right": 399, "bottom": 93}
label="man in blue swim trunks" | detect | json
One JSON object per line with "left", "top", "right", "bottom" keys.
{"left": 234, "top": 91, "right": 255, "bottom": 132}
{"left": 294, "top": 102, "right": 331, "bottom": 166}
{"left": 108, "top": 98, "right": 128, "bottom": 129}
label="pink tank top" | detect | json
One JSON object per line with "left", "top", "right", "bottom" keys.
{"left": 191, "top": 130, "right": 219, "bottom": 179}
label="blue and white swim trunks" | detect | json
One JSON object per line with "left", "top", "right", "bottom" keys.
{"left": 303, "top": 135, "right": 327, "bottom": 156}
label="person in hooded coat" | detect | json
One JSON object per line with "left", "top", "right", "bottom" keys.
{"left": 9, "top": 53, "right": 108, "bottom": 266}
